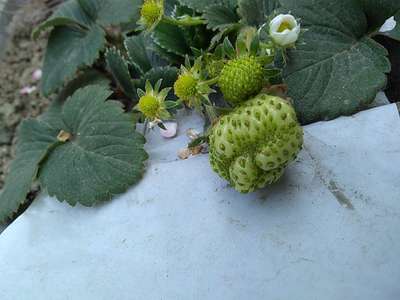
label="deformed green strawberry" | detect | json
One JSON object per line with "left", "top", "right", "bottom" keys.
{"left": 218, "top": 56, "right": 264, "bottom": 106}
{"left": 209, "top": 94, "right": 303, "bottom": 193}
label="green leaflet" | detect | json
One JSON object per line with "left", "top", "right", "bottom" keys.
{"left": 152, "top": 22, "right": 192, "bottom": 57}
{"left": 203, "top": 4, "right": 240, "bottom": 31}
{"left": 282, "top": 0, "right": 391, "bottom": 124}
{"left": 238, "top": 0, "right": 280, "bottom": 27}
{"left": 77, "top": 0, "right": 142, "bottom": 26}
{"left": 105, "top": 48, "right": 137, "bottom": 100}
{"left": 125, "top": 35, "right": 153, "bottom": 75}
{"left": 136, "top": 66, "right": 179, "bottom": 93}
{"left": 41, "top": 24, "right": 106, "bottom": 96}
{"left": 37, "top": 85, "right": 148, "bottom": 206}
{"left": 36, "top": 0, "right": 144, "bottom": 95}
{"left": 54, "top": 69, "right": 111, "bottom": 104}
{"left": 178, "top": 0, "right": 237, "bottom": 12}
{"left": 0, "top": 120, "right": 59, "bottom": 223}
{"left": 32, "top": 0, "right": 91, "bottom": 39}
{"left": 0, "top": 85, "right": 148, "bottom": 217}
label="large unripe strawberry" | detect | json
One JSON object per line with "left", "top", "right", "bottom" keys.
{"left": 218, "top": 56, "right": 264, "bottom": 105}
{"left": 209, "top": 94, "right": 303, "bottom": 193}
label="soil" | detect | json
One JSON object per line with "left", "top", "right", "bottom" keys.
{"left": 0, "top": 0, "right": 55, "bottom": 189}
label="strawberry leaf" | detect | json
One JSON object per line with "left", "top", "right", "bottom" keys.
{"left": 41, "top": 24, "right": 106, "bottom": 96}
{"left": 105, "top": 47, "right": 137, "bottom": 100}
{"left": 77, "top": 0, "right": 142, "bottom": 26}
{"left": 152, "top": 22, "right": 191, "bottom": 57}
{"left": 135, "top": 66, "right": 178, "bottom": 98}
{"left": 38, "top": 85, "right": 148, "bottom": 206}
{"left": 32, "top": 0, "right": 91, "bottom": 39}
{"left": 203, "top": 4, "right": 240, "bottom": 31}
{"left": 125, "top": 35, "right": 153, "bottom": 75}
{"left": 0, "top": 120, "right": 59, "bottom": 223}
{"left": 282, "top": 0, "right": 391, "bottom": 124}
{"left": 238, "top": 0, "right": 280, "bottom": 27}
{"left": 178, "top": 0, "right": 237, "bottom": 12}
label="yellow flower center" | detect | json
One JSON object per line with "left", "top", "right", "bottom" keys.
{"left": 140, "top": 1, "right": 163, "bottom": 27}
{"left": 138, "top": 95, "right": 160, "bottom": 119}
{"left": 174, "top": 74, "right": 198, "bottom": 102}
{"left": 278, "top": 21, "right": 293, "bottom": 32}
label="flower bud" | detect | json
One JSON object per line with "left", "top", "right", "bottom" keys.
{"left": 269, "top": 14, "right": 300, "bottom": 47}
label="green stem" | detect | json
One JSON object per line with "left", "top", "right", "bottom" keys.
{"left": 143, "top": 119, "right": 149, "bottom": 136}
{"left": 203, "top": 77, "right": 219, "bottom": 86}
{"left": 162, "top": 15, "right": 206, "bottom": 27}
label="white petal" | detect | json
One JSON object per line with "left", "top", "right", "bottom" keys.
{"left": 269, "top": 14, "right": 300, "bottom": 47}
{"left": 380, "top": 16, "right": 396, "bottom": 32}
{"left": 160, "top": 122, "right": 178, "bottom": 138}
{"left": 20, "top": 86, "right": 37, "bottom": 95}
{"left": 32, "top": 69, "right": 42, "bottom": 81}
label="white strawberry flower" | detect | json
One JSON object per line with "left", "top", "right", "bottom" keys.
{"left": 269, "top": 14, "right": 301, "bottom": 47}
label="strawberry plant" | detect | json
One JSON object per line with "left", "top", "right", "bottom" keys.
{"left": 1, "top": 0, "right": 399, "bottom": 222}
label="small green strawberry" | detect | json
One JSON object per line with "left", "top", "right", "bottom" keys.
{"left": 174, "top": 73, "right": 198, "bottom": 103}
{"left": 173, "top": 57, "right": 215, "bottom": 112}
{"left": 137, "top": 0, "right": 164, "bottom": 31}
{"left": 218, "top": 56, "right": 264, "bottom": 105}
{"left": 209, "top": 94, "right": 303, "bottom": 193}
{"left": 136, "top": 80, "right": 171, "bottom": 121}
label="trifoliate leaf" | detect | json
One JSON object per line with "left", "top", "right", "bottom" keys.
{"left": 0, "top": 120, "right": 59, "bottom": 223}
{"left": 238, "top": 0, "right": 280, "bottom": 27}
{"left": 38, "top": 85, "right": 148, "bottom": 206}
{"left": 32, "top": 0, "right": 91, "bottom": 39}
{"left": 203, "top": 4, "right": 240, "bottom": 31}
{"left": 41, "top": 24, "right": 106, "bottom": 96}
{"left": 105, "top": 47, "right": 136, "bottom": 100}
{"left": 77, "top": 0, "right": 142, "bottom": 26}
{"left": 282, "top": 0, "right": 391, "bottom": 124}
{"left": 125, "top": 35, "right": 153, "bottom": 75}
{"left": 152, "top": 22, "right": 191, "bottom": 57}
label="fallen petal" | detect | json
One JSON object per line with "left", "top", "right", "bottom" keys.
{"left": 20, "top": 86, "right": 37, "bottom": 95}
{"left": 160, "top": 122, "right": 178, "bottom": 138}
{"left": 32, "top": 69, "right": 42, "bottom": 81}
